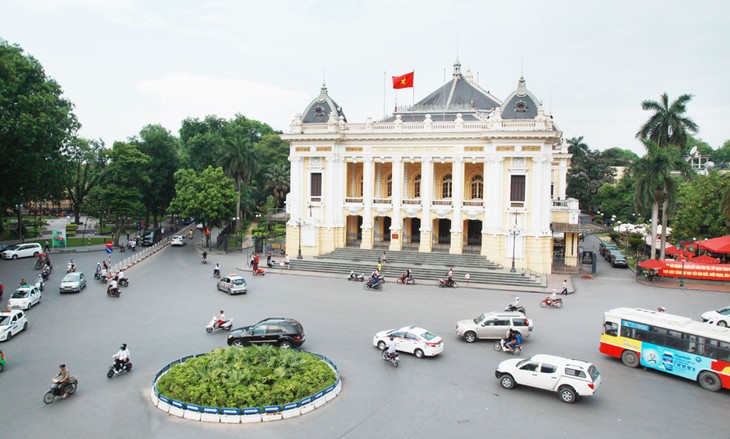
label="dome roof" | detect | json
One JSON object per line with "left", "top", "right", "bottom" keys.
{"left": 301, "top": 83, "right": 346, "bottom": 124}
{"left": 500, "top": 76, "right": 540, "bottom": 120}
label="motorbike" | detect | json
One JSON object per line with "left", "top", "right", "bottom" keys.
{"left": 438, "top": 278, "right": 458, "bottom": 288}
{"left": 381, "top": 350, "right": 400, "bottom": 367}
{"left": 363, "top": 277, "right": 384, "bottom": 291}
{"left": 66, "top": 262, "right": 76, "bottom": 274}
{"left": 119, "top": 278, "right": 129, "bottom": 287}
{"left": 202, "top": 255, "right": 208, "bottom": 264}
{"left": 126, "top": 240, "right": 137, "bottom": 251}
{"left": 95, "top": 272, "right": 108, "bottom": 283}
{"left": 213, "top": 269, "right": 221, "bottom": 279}
{"left": 107, "top": 360, "right": 133, "bottom": 379}
{"left": 540, "top": 296, "right": 563, "bottom": 309}
{"left": 206, "top": 317, "right": 234, "bottom": 333}
{"left": 43, "top": 377, "right": 78, "bottom": 404}
{"left": 494, "top": 338, "right": 522, "bottom": 355}
{"left": 348, "top": 271, "right": 365, "bottom": 282}
{"left": 35, "top": 274, "right": 45, "bottom": 292}
{"left": 396, "top": 274, "right": 415, "bottom": 285}
{"left": 41, "top": 265, "right": 51, "bottom": 280}
{"left": 252, "top": 268, "right": 266, "bottom": 276}
{"left": 107, "top": 285, "right": 121, "bottom": 297}
{"left": 504, "top": 302, "right": 527, "bottom": 314}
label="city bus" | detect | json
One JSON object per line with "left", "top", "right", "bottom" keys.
{"left": 600, "top": 307, "right": 730, "bottom": 391}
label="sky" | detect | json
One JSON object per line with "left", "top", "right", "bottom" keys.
{"left": 1, "top": 0, "right": 729, "bottom": 154}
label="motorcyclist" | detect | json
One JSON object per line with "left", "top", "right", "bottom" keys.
{"left": 108, "top": 277, "right": 119, "bottom": 296}
{"left": 213, "top": 263, "right": 221, "bottom": 277}
{"left": 215, "top": 310, "right": 226, "bottom": 329}
{"left": 385, "top": 335, "right": 397, "bottom": 360}
{"left": 401, "top": 269, "right": 412, "bottom": 283}
{"left": 505, "top": 329, "right": 522, "bottom": 352}
{"left": 95, "top": 262, "right": 102, "bottom": 279}
{"left": 369, "top": 271, "right": 382, "bottom": 286}
{"left": 18, "top": 278, "right": 28, "bottom": 287}
{"left": 53, "top": 364, "right": 70, "bottom": 398}
{"left": 202, "top": 251, "right": 208, "bottom": 263}
{"left": 548, "top": 289, "right": 558, "bottom": 305}
{"left": 113, "top": 344, "right": 130, "bottom": 371}
{"left": 447, "top": 268, "right": 455, "bottom": 286}
{"left": 68, "top": 259, "right": 76, "bottom": 272}
{"left": 508, "top": 297, "right": 520, "bottom": 310}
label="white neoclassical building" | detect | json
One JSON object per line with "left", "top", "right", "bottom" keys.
{"left": 283, "top": 61, "right": 580, "bottom": 274}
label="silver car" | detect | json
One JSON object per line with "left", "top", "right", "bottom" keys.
{"left": 456, "top": 311, "right": 533, "bottom": 343}
{"left": 216, "top": 274, "right": 247, "bottom": 295}
{"left": 60, "top": 272, "right": 86, "bottom": 293}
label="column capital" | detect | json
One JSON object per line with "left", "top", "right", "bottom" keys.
{"left": 289, "top": 155, "right": 302, "bottom": 163}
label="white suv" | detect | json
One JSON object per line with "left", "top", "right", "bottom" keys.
{"left": 456, "top": 311, "right": 533, "bottom": 343}
{"left": 1, "top": 243, "right": 42, "bottom": 260}
{"left": 495, "top": 354, "right": 601, "bottom": 403}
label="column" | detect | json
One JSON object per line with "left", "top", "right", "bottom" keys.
{"left": 390, "top": 157, "right": 403, "bottom": 251}
{"left": 450, "top": 157, "right": 464, "bottom": 254}
{"left": 360, "top": 157, "right": 374, "bottom": 249}
{"left": 288, "top": 156, "right": 304, "bottom": 223}
{"left": 419, "top": 157, "right": 433, "bottom": 253}
{"left": 558, "top": 159, "right": 567, "bottom": 199}
{"left": 483, "top": 157, "right": 503, "bottom": 234}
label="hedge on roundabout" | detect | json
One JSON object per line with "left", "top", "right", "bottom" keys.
{"left": 156, "top": 345, "right": 336, "bottom": 408}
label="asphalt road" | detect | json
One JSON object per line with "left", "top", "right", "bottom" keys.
{"left": 0, "top": 239, "right": 728, "bottom": 439}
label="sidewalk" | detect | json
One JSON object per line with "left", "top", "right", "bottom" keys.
{"left": 636, "top": 276, "right": 730, "bottom": 293}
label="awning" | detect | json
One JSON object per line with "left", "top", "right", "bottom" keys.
{"left": 639, "top": 259, "right": 668, "bottom": 270}
{"left": 697, "top": 236, "right": 730, "bottom": 254}
{"left": 692, "top": 254, "right": 721, "bottom": 264}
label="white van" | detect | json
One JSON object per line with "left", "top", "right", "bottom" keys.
{"left": 1, "top": 243, "right": 43, "bottom": 260}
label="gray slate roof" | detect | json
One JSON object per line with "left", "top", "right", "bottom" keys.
{"left": 301, "top": 83, "right": 347, "bottom": 124}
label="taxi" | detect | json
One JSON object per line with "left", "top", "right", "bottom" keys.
{"left": 373, "top": 324, "right": 444, "bottom": 358}
{"left": 216, "top": 274, "right": 247, "bottom": 295}
{"left": 0, "top": 309, "right": 28, "bottom": 341}
{"left": 8, "top": 285, "right": 42, "bottom": 310}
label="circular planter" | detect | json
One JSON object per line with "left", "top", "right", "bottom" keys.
{"left": 150, "top": 347, "right": 341, "bottom": 423}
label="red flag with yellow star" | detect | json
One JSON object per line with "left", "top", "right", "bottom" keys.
{"left": 392, "top": 71, "right": 414, "bottom": 89}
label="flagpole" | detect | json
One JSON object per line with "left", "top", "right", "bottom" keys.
{"left": 412, "top": 69, "right": 415, "bottom": 108}
{"left": 383, "top": 70, "right": 386, "bottom": 119}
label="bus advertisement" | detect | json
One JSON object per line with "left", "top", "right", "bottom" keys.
{"left": 600, "top": 307, "right": 730, "bottom": 392}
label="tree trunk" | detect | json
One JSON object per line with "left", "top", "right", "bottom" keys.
{"left": 659, "top": 197, "right": 669, "bottom": 260}
{"left": 650, "top": 201, "right": 659, "bottom": 259}
{"left": 235, "top": 176, "right": 242, "bottom": 233}
{"left": 74, "top": 205, "right": 81, "bottom": 224}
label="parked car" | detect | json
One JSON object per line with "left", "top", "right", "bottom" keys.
{"left": 605, "top": 249, "right": 623, "bottom": 263}
{"left": 373, "top": 325, "right": 444, "bottom": 358}
{"left": 142, "top": 228, "right": 162, "bottom": 246}
{"left": 171, "top": 235, "right": 186, "bottom": 247}
{"left": 60, "top": 272, "right": 86, "bottom": 293}
{"left": 456, "top": 311, "right": 533, "bottom": 343}
{"left": 611, "top": 254, "right": 629, "bottom": 268}
{"left": 495, "top": 354, "right": 602, "bottom": 403}
{"left": 0, "top": 309, "right": 28, "bottom": 341}
{"left": 599, "top": 242, "right": 617, "bottom": 257}
{"left": 702, "top": 306, "right": 730, "bottom": 327}
{"left": 1, "top": 243, "right": 43, "bottom": 260}
{"left": 227, "top": 317, "right": 305, "bottom": 348}
{"left": 182, "top": 217, "right": 194, "bottom": 225}
{"left": 217, "top": 274, "right": 247, "bottom": 295}
{"left": 8, "top": 285, "right": 41, "bottom": 310}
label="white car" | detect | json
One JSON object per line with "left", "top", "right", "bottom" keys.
{"left": 0, "top": 309, "right": 28, "bottom": 341}
{"left": 1, "top": 243, "right": 42, "bottom": 260}
{"left": 217, "top": 274, "right": 247, "bottom": 295}
{"left": 8, "top": 285, "right": 41, "bottom": 310}
{"left": 60, "top": 272, "right": 86, "bottom": 293}
{"left": 701, "top": 306, "right": 730, "bottom": 327}
{"left": 456, "top": 311, "right": 533, "bottom": 343}
{"left": 495, "top": 354, "right": 601, "bottom": 404}
{"left": 373, "top": 325, "right": 444, "bottom": 358}
{"left": 171, "top": 235, "right": 186, "bottom": 247}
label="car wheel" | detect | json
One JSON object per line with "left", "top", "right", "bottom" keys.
{"left": 558, "top": 386, "right": 577, "bottom": 404}
{"left": 278, "top": 340, "right": 292, "bottom": 349}
{"left": 718, "top": 320, "right": 728, "bottom": 327}
{"left": 33, "top": 252, "right": 39, "bottom": 258}
{"left": 621, "top": 350, "right": 639, "bottom": 368}
{"left": 232, "top": 340, "right": 244, "bottom": 347}
{"left": 377, "top": 341, "right": 386, "bottom": 350}
{"left": 414, "top": 348, "right": 424, "bottom": 358}
{"left": 698, "top": 371, "right": 722, "bottom": 392}
{"left": 228, "top": 288, "right": 232, "bottom": 295}
{"left": 499, "top": 374, "right": 515, "bottom": 389}
{"left": 11, "top": 255, "right": 17, "bottom": 260}
{"left": 464, "top": 331, "right": 477, "bottom": 343}
{"left": 6, "top": 331, "right": 12, "bottom": 340}
{"left": 23, "top": 322, "right": 27, "bottom": 331}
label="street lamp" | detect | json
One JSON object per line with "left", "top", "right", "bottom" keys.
{"left": 509, "top": 213, "right": 520, "bottom": 273}
{"left": 676, "top": 240, "right": 686, "bottom": 288}
{"left": 296, "top": 218, "right": 304, "bottom": 259}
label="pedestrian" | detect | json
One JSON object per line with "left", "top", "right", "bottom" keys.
{"left": 126, "top": 233, "right": 130, "bottom": 242}
{"left": 381, "top": 251, "right": 387, "bottom": 263}
{"left": 44, "top": 240, "right": 50, "bottom": 252}
{"left": 249, "top": 252, "right": 255, "bottom": 267}
{"left": 561, "top": 279, "right": 568, "bottom": 295}
{"left": 284, "top": 253, "right": 290, "bottom": 270}
{"left": 377, "top": 261, "right": 382, "bottom": 273}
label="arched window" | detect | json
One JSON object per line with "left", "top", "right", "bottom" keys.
{"left": 414, "top": 174, "right": 421, "bottom": 198}
{"left": 471, "top": 175, "right": 483, "bottom": 199}
{"left": 386, "top": 174, "right": 393, "bottom": 197}
{"left": 442, "top": 174, "right": 453, "bottom": 198}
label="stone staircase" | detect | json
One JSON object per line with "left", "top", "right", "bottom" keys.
{"left": 287, "top": 248, "right": 545, "bottom": 288}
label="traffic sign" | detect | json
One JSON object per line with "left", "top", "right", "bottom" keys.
{"left": 105, "top": 241, "right": 113, "bottom": 249}
{"left": 105, "top": 248, "right": 113, "bottom": 254}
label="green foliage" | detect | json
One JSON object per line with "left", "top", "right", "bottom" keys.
{"left": 156, "top": 346, "right": 336, "bottom": 408}
{"left": 65, "top": 137, "right": 107, "bottom": 222}
{"left": 627, "top": 232, "right": 645, "bottom": 256}
{"left": 593, "top": 174, "right": 636, "bottom": 222}
{"left": 711, "top": 139, "right": 730, "bottom": 166}
{"left": 567, "top": 143, "right": 614, "bottom": 211}
{"left": 600, "top": 148, "right": 639, "bottom": 166}
{"left": 636, "top": 92, "right": 698, "bottom": 149}
{"left": 672, "top": 170, "right": 730, "bottom": 239}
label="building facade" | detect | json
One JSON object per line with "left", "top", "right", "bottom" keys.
{"left": 283, "top": 62, "right": 580, "bottom": 274}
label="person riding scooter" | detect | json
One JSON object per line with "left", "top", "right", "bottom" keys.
{"left": 215, "top": 310, "right": 226, "bottom": 329}
{"left": 68, "top": 259, "right": 76, "bottom": 273}
{"left": 213, "top": 263, "right": 221, "bottom": 278}
{"left": 368, "top": 271, "right": 383, "bottom": 287}
{"left": 504, "top": 329, "right": 522, "bottom": 352}
{"left": 53, "top": 364, "right": 71, "bottom": 398}
{"left": 385, "top": 335, "right": 397, "bottom": 360}
{"left": 113, "top": 344, "right": 130, "bottom": 371}
{"left": 108, "top": 277, "right": 119, "bottom": 297}
{"left": 202, "top": 251, "right": 208, "bottom": 264}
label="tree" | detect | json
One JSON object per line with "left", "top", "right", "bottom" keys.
{"left": 673, "top": 171, "right": 730, "bottom": 240}
{"left": 593, "top": 173, "right": 636, "bottom": 223}
{"left": 600, "top": 148, "right": 639, "bottom": 167}
{"left": 169, "top": 166, "right": 236, "bottom": 247}
{"left": 711, "top": 140, "right": 730, "bottom": 167}
{"left": 636, "top": 92, "right": 698, "bottom": 150}
{"left": 567, "top": 148, "right": 614, "bottom": 211}
{"left": 263, "top": 163, "right": 290, "bottom": 208}
{"left": 179, "top": 115, "right": 226, "bottom": 172}
{"left": 0, "top": 40, "right": 79, "bottom": 232}
{"left": 567, "top": 136, "right": 589, "bottom": 160}
{"left": 65, "top": 137, "right": 107, "bottom": 224}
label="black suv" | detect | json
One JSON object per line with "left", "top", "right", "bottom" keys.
{"left": 227, "top": 317, "right": 305, "bottom": 349}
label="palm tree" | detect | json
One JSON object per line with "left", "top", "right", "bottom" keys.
{"left": 636, "top": 93, "right": 698, "bottom": 149}
{"left": 219, "top": 132, "right": 258, "bottom": 233}
{"left": 264, "top": 163, "right": 290, "bottom": 207}
{"left": 567, "top": 136, "right": 589, "bottom": 159}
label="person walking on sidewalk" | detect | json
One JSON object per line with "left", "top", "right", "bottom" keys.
{"left": 44, "top": 240, "right": 50, "bottom": 252}
{"left": 561, "top": 279, "right": 569, "bottom": 295}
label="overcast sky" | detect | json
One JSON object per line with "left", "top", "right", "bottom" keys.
{"left": 2, "top": 0, "right": 728, "bottom": 154}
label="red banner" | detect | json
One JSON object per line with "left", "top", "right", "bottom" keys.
{"left": 659, "top": 261, "right": 730, "bottom": 281}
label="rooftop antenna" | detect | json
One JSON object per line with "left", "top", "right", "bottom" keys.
{"left": 322, "top": 67, "right": 326, "bottom": 86}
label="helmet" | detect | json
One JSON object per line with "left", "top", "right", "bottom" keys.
{"left": 552, "top": 289, "right": 556, "bottom": 293}
{"left": 515, "top": 297, "right": 519, "bottom": 301}
{"left": 220, "top": 310, "right": 224, "bottom": 314}
{"left": 121, "top": 344, "right": 127, "bottom": 349}
{"left": 59, "top": 364, "right": 66, "bottom": 368}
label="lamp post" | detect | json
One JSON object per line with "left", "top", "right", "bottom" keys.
{"left": 509, "top": 213, "right": 520, "bottom": 273}
{"left": 676, "top": 240, "right": 685, "bottom": 288}
{"left": 296, "top": 219, "right": 303, "bottom": 259}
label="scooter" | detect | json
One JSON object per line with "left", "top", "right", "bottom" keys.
{"left": 43, "top": 377, "right": 78, "bottom": 404}
{"left": 396, "top": 274, "right": 415, "bottom": 285}
{"left": 41, "top": 265, "right": 51, "bottom": 280}
{"left": 540, "top": 296, "right": 563, "bottom": 309}
{"left": 438, "top": 278, "right": 458, "bottom": 288}
{"left": 504, "top": 302, "right": 527, "bottom": 314}
{"left": 363, "top": 277, "right": 383, "bottom": 291}
{"left": 494, "top": 338, "right": 522, "bottom": 355}
{"left": 252, "top": 268, "right": 266, "bottom": 276}
{"left": 66, "top": 262, "right": 76, "bottom": 274}
{"left": 119, "top": 278, "right": 129, "bottom": 287}
{"left": 35, "top": 274, "right": 44, "bottom": 292}
{"left": 107, "top": 360, "right": 133, "bottom": 379}
{"left": 95, "top": 272, "right": 108, "bottom": 283}
{"left": 382, "top": 350, "right": 400, "bottom": 367}
{"left": 202, "top": 256, "right": 208, "bottom": 264}
{"left": 107, "top": 285, "right": 121, "bottom": 297}
{"left": 206, "top": 317, "right": 234, "bottom": 333}
{"left": 348, "top": 271, "right": 365, "bottom": 282}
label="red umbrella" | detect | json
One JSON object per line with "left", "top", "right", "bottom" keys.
{"left": 698, "top": 236, "right": 730, "bottom": 254}
{"left": 639, "top": 259, "right": 668, "bottom": 270}
{"left": 691, "top": 254, "right": 721, "bottom": 264}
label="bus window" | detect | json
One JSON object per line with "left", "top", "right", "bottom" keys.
{"left": 604, "top": 322, "right": 618, "bottom": 336}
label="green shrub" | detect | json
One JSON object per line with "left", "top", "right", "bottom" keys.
{"left": 156, "top": 346, "right": 336, "bottom": 408}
